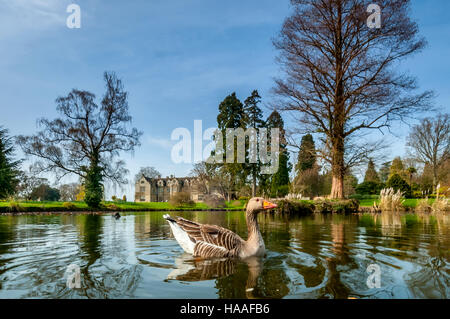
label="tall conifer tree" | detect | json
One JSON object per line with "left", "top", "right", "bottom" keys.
{"left": 0, "top": 127, "right": 20, "bottom": 199}
{"left": 266, "top": 110, "right": 291, "bottom": 197}
{"left": 364, "top": 159, "right": 380, "bottom": 183}
{"left": 243, "top": 90, "right": 264, "bottom": 196}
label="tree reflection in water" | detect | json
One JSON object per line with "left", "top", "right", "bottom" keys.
{"left": 0, "top": 211, "right": 448, "bottom": 298}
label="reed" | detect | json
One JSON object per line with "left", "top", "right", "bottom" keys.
{"left": 378, "top": 188, "right": 405, "bottom": 211}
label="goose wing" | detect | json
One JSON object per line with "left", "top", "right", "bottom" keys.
{"left": 174, "top": 217, "right": 244, "bottom": 253}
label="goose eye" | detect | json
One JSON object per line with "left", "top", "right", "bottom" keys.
{"left": 256, "top": 199, "right": 259, "bottom": 202}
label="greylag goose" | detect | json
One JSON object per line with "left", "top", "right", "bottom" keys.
{"left": 163, "top": 197, "right": 277, "bottom": 259}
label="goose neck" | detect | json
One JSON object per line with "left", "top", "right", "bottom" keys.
{"left": 246, "top": 211, "right": 261, "bottom": 240}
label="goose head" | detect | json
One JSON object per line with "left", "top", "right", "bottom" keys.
{"left": 246, "top": 197, "right": 277, "bottom": 215}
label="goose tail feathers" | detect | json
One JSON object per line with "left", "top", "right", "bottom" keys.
{"left": 163, "top": 214, "right": 195, "bottom": 254}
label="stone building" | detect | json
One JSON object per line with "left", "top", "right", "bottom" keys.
{"left": 134, "top": 175, "right": 206, "bottom": 202}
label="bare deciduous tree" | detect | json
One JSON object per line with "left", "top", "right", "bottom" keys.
{"left": 190, "top": 162, "right": 211, "bottom": 195}
{"left": 17, "top": 72, "right": 142, "bottom": 206}
{"left": 59, "top": 183, "right": 81, "bottom": 202}
{"left": 134, "top": 167, "right": 161, "bottom": 183}
{"left": 273, "top": 0, "right": 433, "bottom": 198}
{"left": 407, "top": 113, "right": 449, "bottom": 188}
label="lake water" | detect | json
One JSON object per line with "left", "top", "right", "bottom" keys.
{"left": 0, "top": 211, "right": 448, "bottom": 299}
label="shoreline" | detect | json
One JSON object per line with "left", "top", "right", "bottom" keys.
{"left": 1, "top": 198, "right": 447, "bottom": 215}
{"left": 0, "top": 207, "right": 245, "bottom": 215}
{"left": 1, "top": 207, "right": 439, "bottom": 216}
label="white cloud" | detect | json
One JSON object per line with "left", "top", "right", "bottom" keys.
{"left": 0, "top": 0, "right": 70, "bottom": 38}
{"left": 147, "top": 136, "right": 173, "bottom": 150}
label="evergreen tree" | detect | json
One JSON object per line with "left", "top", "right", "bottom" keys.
{"left": 364, "top": 159, "right": 380, "bottom": 183}
{"left": 30, "top": 184, "right": 61, "bottom": 201}
{"left": 406, "top": 167, "right": 417, "bottom": 186}
{"left": 243, "top": 90, "right": 264, "bottom": 128}
{"left": 243, "top": 90, "right": 264, "bottom": 196}
{"left": 296, "top": 134, "right": 316, "bottom": 174}
{"left": 293, "top": 134, "right": 320, "bottom": 197}
{"left": 379, "top": 161, "right": 391, "bottom": 183}
{"left": 356, "top": 160, "right": 384, "bottom": 195}
{"left": 387, "top": 174, "right": 412, "bottom": 198}
{"left": 390, "top": 157, "right": 407, "bottom": 180}
{"left": 0, "top": 127, "right": 20, "bottom": 199}
{"left": 344, "top": 174, "right": 359, "bottom": 196}
{"left": 217, "top": 92, "right": 246, "bottom": 130}
{"left": 216, "top": 93, "right": 246, "bottom": 200}
{"left": 266, "top": 111, "right": 291, "bottom": 197}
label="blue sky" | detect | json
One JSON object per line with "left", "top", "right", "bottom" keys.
{"left": 0, "top": 0, "right": 449, "bottom": 199}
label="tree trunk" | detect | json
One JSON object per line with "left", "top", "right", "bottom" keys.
{"left": 330, "top": 3, "right": 346, "bottom": 200}
{"left": 330, "top": 133, "right": 345, "bottom": 199}
{"left": 251, "top": 167, "right": 257, "bottom": 197}
{"left": 330, "top": 174, "right": 344, "bottom": 199}
{"left": 432, "top": 164, "right": 438, "bottom": 191}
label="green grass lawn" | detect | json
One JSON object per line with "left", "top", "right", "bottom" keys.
{"left": 358, "top": 198, "right": 434, "bottom": 208}
{"left": 0, "top": 198, "right": 441, "bottom": 213}
{"left": 0, "top": 199, "right": 246, "bottom": 213}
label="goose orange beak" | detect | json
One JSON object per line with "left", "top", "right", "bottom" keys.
{"left": 263, "top": 200, "right": 277, "bottom": 210}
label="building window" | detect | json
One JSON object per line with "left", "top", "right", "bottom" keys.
{"left": 140, "top": 197, "right": 145, "bottom": 201}
{"left": 140, "top": 186, "right": 145, "bottom": 192}
{"left": 141, "top": 180, "right": 145, "bottom": 184}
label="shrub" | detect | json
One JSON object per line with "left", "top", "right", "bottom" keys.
{"left": 378, "top": 188, "right": 405, "bottom": 211}
{"left": 437, "top": 186, "right": 450, "bottom": 197}
{"left": 271, "top": 185, "right": 290, "bottom": 198}
{"left": 416, "top": 198, "right": 432, "bottom": 213}
{"left": 275, "top": 199, "right": 315, "bottom": 216}
{"left": 62, "top": 202, "right": 77, "bottom": 210}
{"left": 313, "top": 200, "right": 333, "bottom": 213}
{"left": 106, "top": 203, "right": 119, "bottom": 211}
{"left": 30, "top": 184, "right": 61, "bottom": 201}
{"left": 122, "top": 195, "right": 127, "bottom": 202}
{"left": 169, "top": 192, "right": 195, "bottom": 207}
{"left": 314, "top": 199, "right": 359, "bottom": 214}
{"left": 432, "top": 197, "right": 449, "bottom": 212}
{"left": 386, "top": 174, "right": 411, "bottom": 198}
{"left": 412, "top": 191, "right": 425, "bottom": 199}
{"left": 355, "top": 181, "right": 383, "bottom": 195}
{"left": 230, "top": 200, "right": 243, "bottom": 207}
{"left": 8, "top": 199, "right": 23, "bottom": 212}
{"left": 238, "top": 196, "right": 250, "bottom": 201}
{"left": 349, "top": 194, "right": 379, "bottom": 200}
{"left": 204, "top": 194, "right": 226, "bottom": 209}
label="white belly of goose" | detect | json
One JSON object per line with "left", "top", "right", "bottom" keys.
{"left": 163, "top": 197, "right": 277, "bottom": 259}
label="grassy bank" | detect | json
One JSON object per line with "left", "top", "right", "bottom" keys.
{"left": 1, "top": 198, "right": 445, "bottom": 214}
{"left": 274, "top": 199, "right": 360, "bottom": 215}
{"left": 0, "top": 200, "right": 246, "bottom": 213}
{"left": 358, "top": 198, "right": 435, "bottom": 208}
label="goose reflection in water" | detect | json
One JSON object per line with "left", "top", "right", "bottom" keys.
{"left": 167, "top": 254, "right": 263, "bottom": 298}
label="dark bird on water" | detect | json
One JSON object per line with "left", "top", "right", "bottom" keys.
{"left": 113, "top": 212, "right": 121, "bottom": 219}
